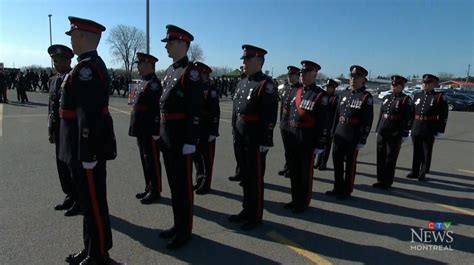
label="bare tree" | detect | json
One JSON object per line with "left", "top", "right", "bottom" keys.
{"left": 437, "top": 72, "right": 454, "bottom": 81}
{"left": 210, "top": 66, "right": 233, "bottom": 77}
{"left": 188, "top": 43, "right": 205, "bottom": 62}
{"left": 107, "top": 25, "right": 146, "bottom": 76}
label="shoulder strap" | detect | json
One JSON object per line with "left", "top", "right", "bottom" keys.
{"left": 257, "top": 79, "right": 268, "bottom": 96}
{"left": 180, "top": 66, "right": 190, "bottom": 87}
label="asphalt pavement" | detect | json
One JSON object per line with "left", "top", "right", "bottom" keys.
{"left": 1, "top": 89, "right": 473, "bottom": 265}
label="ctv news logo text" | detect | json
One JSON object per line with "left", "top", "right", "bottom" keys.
{"left": 410, "top": 221, "right": 454, "bottom": 251}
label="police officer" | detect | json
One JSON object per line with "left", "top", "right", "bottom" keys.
{"left": 285, "top": 60, "right": 329, "bottom": 213}
{"left": 0, "top": 68, "right": 7, "bottom": 103}
{"left": 374, "top": 75, "right": 414, "bottom": 189}
{"left": 228, "top": 45, "right": 278, "bottom": 230}
{"left": 158, "top": 25, "right": 202, "bottom": 250}
{"left": 47, "top": 44, "right": 81, "bottom": 217}
{"left": 129, "top": 52, "right": 163, "bottom": 204}
{"left": 315, "top": 79, "right": 339, "bottom": 170}
{"left": 277, "top": 66, "right": 301, "bottom": 178}
{"left": 407, "top": 74, "right": 448, "bottom": 181}
{"left": 327, "top": 65, "right": 373, "bottom": 200}
{"left": 193, "top": 62, "right": 220, "bottom": 194}
{"left": 62, "top": 17, "right": 117, "bottom": 265}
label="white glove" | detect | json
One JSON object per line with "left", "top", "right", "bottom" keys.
{"left": 435, "top": 133, "right": 444, "bottom": 139}
{"left": 82, "top": 161, "right": 97, "bottom": 169}
{"left": 408, "top": 130, "right": 412, "bottom": 137}
{"left": 183, "top": 144, "right": 196, "bottom": 155}
{"left": 314, "top": 149, "right": 324, "bottom": 155}
{"left": 208, "top": 135, "right": 217, "bottom": 142}
{"left": 152, "top": 135, "right": 160, "bottom": 140}
{"left": 356, "top": 144, "right": 365, "bottom": 150}
{"left": 259, "top": 145, "right": 270, "bottom": 152}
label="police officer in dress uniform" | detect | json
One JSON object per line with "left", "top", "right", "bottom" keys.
{"left": 158, "top": 25, "right": 203, "bottom": 250}
{"left": 47, "top": 44, "right": 81, "bottom": 217}
{"left": 129, "top": 52, "right": 163, "bottom": 204}
{"left": 228, "top": 45, "right": 278, "bottom": 230}
{"left": 406, "top": 74, "right": 448, "bottom": 181}
{"left": 62, "top": 17, "right": 117, "bottom": 265}
{"left": 327, "top": 65, "right": 373, "bottom": 200}
{"left": 228, "top": 67, "right": 248, "bottom": 183}
{"left": 284, "top": 60, "right": 329, "bottom": 213}
{"left": 192, "top": 62, "right": 220, "bottom": 194}
{"left": 373, "top": 75, "right": 414, "bottom": 189}
{"left": 315, "top": 79, "right": 339, "bottom": 170}
{"left": 277, "top": 66, "right": 301, "bottom": 178}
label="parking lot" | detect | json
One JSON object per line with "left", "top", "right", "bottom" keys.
{"left": 1, "top": 90, "right": 473, "bottom": 264}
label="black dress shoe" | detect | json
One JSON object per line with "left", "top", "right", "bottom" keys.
{"left": 240, "top": 221, "right": 261, "bottom": 231}
{"left": 64, "top": 203, "right": 82, "bottom": 217}
{"left": 55, "top": 197, "right": 74, "bottom": 211}
{"left": 140, "top": 193, "right": 160, "bottom": 205}
{"left": 325, "top": 190, "right": 339, "bottom": 196}
{"left": 195, "top": 187, "right": 210, "bottom": 195}
{"left": 228, "top": 211, "right": 247, "bottom": 223}
{"left": 406, "top": 173, "right": 418, "bottom": 179}
{"left": 79, "top": 256, "right": 110, "bottom": 265}
{"left": 318, "top": 164, "right": 327, "bottom": 170}
{"left": 277, "top": 168, "right": 288, "bottom": 176}
{"left": 283, "top": 201, "right": 294, "bottom": 209}
{"left": 159, "top": 227, "right": 176, "bottom": 239}
{"left": 166, "top": 234, "right": 191, "bottom": 250}
{"left": 66, "top": 249, "right": 87, "bottom": 264}
{"left": 372, "top": 182, "right": 384, "bottom": 188}
{"left": 228, "top": 175, "right": 241, "bottom": 182}
{"left": 418, "top": 174, "right": 426, "bottom": 181}
{"left": 292, "top": 206, "right": 307, "bottom": 214}
{"left": 337, "top": 193, "right": 351, "bottom": 200}
{"left": 135, "top": 190, "right": 148, "bottom": 199}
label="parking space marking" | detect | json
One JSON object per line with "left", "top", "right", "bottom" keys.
{"left": 267, "top": 230, "right": 333, "bottom": 265}
{"left": 392, "top": 190, "right": 474, "bottom": 216}
{"left": 458, "top": 169, "right": 474, "bottom": 175}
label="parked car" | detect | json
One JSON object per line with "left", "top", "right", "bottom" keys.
{"left": 445, "top": 94, "right": 474, "bottom": 111}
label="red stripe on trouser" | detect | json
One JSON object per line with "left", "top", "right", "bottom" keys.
{"left": 306, "top": 153, "right": 315, "bottom": 206}
{"left": 150, "top": 138, "right": 162, "bottom": 193}
{"left": 186, "top": 155, "right": 193, "bottom": 232}
{"left": 256, "top": 150, "right": 262, "bottom": 221}
{"left": 207, "top": 141, "right": 216, "bottom": 189}
{"left": 85, "top": 169, "right": 106, "bottom": 256}
{"left": 350, "top": 150, "right": 359, "bottom": 192}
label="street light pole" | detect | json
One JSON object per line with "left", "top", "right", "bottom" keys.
{"left": 48, "top": 14, "right": 53, "bottom": 69}
{"left": 146, "top": 0, "right": 150, "bottom": 54}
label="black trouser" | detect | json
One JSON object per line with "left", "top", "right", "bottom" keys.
{"left": 411, "top": 134, "right": 435, "bottom": 177}
{"left": 234, "top": 141, "right": 267, "bottom": 223}
{"left": 137, "top": 136, "right": 162, "bottom": 194}
{"left": 376, "top": 134, "right": 402, "bottom": 186}
{"left": 162, "top": 147, "right": 194, "bottom": 237}
{"left": 192, "top": 139, "right": 216, "bottom": 190}
{"left": 54, "top": 132, "right": 75, "bottom": 201}
{"left": 17, "top": 87, "right": 28, "bottom": 102}
{"left": 280, "top": 129, "right": 290, "bottom": 173}
{"left": 0, "top": 87, "right": 7, "bottom": 102}
{"left": 69, "top": 160, "right": 112, "bottom": 258}
{"left": 232, "top": 139, "right": 241, "bottom": 179}
{"left": 287, "top": 145, "right": 315, "bottom": 208}
{"left": 332, "top": 135, "right": 359, "bottom": 195}
{"left": 316, "top": 136, "right": 333, "bottom": 167}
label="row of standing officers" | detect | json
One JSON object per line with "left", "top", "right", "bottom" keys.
{"left": 46, "top": 17, "right": 448, "bottom": 265}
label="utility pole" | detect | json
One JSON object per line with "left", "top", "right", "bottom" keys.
{"left": 466, "top": 64, "right": 471, "bottom": 84}
{"left": 146, "top": 0, "right": 150, "bottom": 54}
{"left": 48, "top": 14, "right": 53, "bottom": 69}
